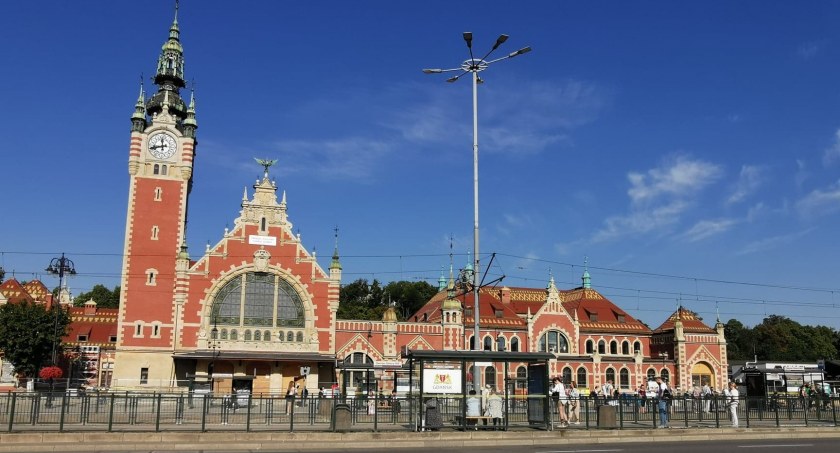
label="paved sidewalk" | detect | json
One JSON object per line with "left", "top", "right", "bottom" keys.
{"left": 1, "top": 426, "right": 840, "bottom": 452}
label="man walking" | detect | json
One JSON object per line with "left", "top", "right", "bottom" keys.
{"left": 655, "top": 376, "right": 669, "bottom": 428}
{"left": 724, "top": 381, "right": 739, "bottom": 427}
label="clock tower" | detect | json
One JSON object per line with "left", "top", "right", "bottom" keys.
{"left": 114, "top": 4, "right": 198, "bottom": 385}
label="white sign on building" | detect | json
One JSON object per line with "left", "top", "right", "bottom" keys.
{"left": 248, "top": 235, "right": 277, "bottom": 246}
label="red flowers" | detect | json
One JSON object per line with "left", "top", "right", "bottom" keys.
{"left": 38, "top": 366, "right": 63, "bottom": 380}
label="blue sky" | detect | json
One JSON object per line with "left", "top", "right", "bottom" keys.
{"left": 1, "top": 1, "right": 839, "bottom": 330}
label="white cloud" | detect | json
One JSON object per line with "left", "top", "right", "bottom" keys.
{"left": 795, "top": 159, "right": 809, "bottom": 188}
{"left": 592, "top": 201, "right": 688, "bottom": 243}
{"left": 823, "top": 128, "right": 840, "bottom": 166}
{"left": 746, "top": 202, "right": 766, "bottom": 222}
{"left": 797, "top": 40, "right": 824, "bottom": 60}
{"left": 727, "top": 165, "right": 765, "bottom": 204}
{"left": 591, "top": 155, "right": 725, "bottom": 243}
{"left": 627, "top": 155, "right": 723, "bottom": 204}
{"left": 270, "top": 137, "right": 392, "bottom": 181}
{"left": 681, "top": 218, "right": 739, "bottom": 242}
{"left": 736, "top": 228, "right": 815, "bottom": 255}
{"left": 796, "top": 180, "right": 840, "bottom": 217}
{"left": 391, "top": 78, "right": 609, "bottom": 156}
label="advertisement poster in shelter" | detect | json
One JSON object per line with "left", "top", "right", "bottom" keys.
{"left": 422, "top": 369, "right": 462, "bottom": 394}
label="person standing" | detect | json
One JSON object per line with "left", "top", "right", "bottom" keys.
{"left": 701, "top": 380, "right": 712, "bottom": 413}
{"left": 568, "top": 380, "right": 581, "bottom": 425}
{"left": 724, "top": 381, "right": 739, "bottom": 427}
{"left": 551, "top": 377, "right": 569, "bottom": 427}
{"left": 655, "top": 376, "right": 670, "bottom": 428}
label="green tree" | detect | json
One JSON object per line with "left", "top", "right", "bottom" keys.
{"left": 724, "top": 318, "right": 755, "bottom": 361}
{"left": 382, "top": 280, "right": 438, "bottom": 320}
{"left": 0, "top": 302, "right": 70, "bottom": 377}
{"left": 73, "top": 284, "right": 121, "bottom": 308}
{"left": 337, "top": 279, "right": 436, "bottom": 321}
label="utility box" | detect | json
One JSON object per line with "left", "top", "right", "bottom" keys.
{"left": 597, "top": 404, "right": 617, "bottom": 428}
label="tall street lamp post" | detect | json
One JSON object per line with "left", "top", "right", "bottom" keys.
{"left": 45, "top": 253, "right": 76, "bottom": 365}
{"left": 423, "top": 33, "right": 530, "bottom": 391}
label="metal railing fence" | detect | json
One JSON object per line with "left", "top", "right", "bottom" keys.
{"left": 0, "top": 391, "right": 837, "bottom": 433}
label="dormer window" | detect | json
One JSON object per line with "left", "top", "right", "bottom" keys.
{"left": 588, "top": 311, "right": 598, "bottom": 322}
{"left": 77, "top": 335, "right": 88, "bottom": 342}
{"left": 495, "top": 309, "right": 503, "bottom": 318}
{"left": 617, "top": 314, "right": 626, "bottom": 323}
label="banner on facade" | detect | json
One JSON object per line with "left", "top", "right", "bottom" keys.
{"left": 422, "top": 369, "right": 461, "bottom": 394}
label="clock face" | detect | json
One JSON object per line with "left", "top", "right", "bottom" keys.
{"left": 148, "top": 133, "right": 177, "bottom": 159}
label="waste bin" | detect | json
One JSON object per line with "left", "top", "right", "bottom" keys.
{"left": 597, "top": 404, "right": 617, "bottom": 428}
{"left": 333, "top": 403, "right": 352, "bottom": 431}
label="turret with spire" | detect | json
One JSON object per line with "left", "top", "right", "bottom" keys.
{"left": 144, "top": 1, "right": 189, "bottom": 124}
{"left": 330, "top": 226, "right": 342, "bottom": 282}
{"left": 582, "top": 256, "right": 591, "bottom": 289}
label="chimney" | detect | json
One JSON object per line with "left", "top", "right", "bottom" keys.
{"left": 501, "top": 286, "right": 511, "bottom": 305}
{"left": 84, "top": 300, "right": 97, "bottom": 316}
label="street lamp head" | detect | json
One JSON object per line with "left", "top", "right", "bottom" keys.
{"left": 492, "top": 34, "right": 509, "bottom": 50}
{"left": 422, "top": 68, "right": 443, "bottom": 74}
{"left": 446, "top": 76, "right": 459, "bottom": 83}
{"left": 509, "top": 46, "right": 532, "bottom": 58}
{"left": 462, "top": 31, "right": 473, "bottom": 47}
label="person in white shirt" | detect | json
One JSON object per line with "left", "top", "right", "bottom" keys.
{"left": 724, "top": 381, "right": 739, "bottom": 427}
{"left": 551, "top": 377, "right": 569, "bottom": 427}
{"left": 701, "top": 381, "right": 712, "bottom": 413}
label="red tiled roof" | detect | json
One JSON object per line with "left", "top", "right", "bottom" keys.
{"left": 653, "top": 306, "right": 715, "bottom": 334}
{"left": 562, "top": 288, "right": 651, "bottom": 333}
{"left": 0, "top": 278, "right": 36, "bottom": 304}
{"left": 410, "top": 283, "right": 650, "bottom": 334}
{"left": 64, "top": 306, "right": 119, "bottom": 347}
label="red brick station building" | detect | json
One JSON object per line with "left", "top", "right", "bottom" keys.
{"left": 2, "top": 10, "right": 729, "bottom": 397}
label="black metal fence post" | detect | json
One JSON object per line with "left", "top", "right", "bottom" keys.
{"left": 201, "top": 394, "right": 208, "bottom": 432}
{"left": 155, "top": 394, "right": 162, "bottom": 432}
{"left": 246, "top": 395, "right": 252, "bottom": 432}
{"left": 744, "top": 396, "right": 749, "bottom": 428}
{"left": 107, "top": 393, "right": 115, "bottom": 432}
{"left": 7, "top": 392, "right": 15, "bottom": 432}
{"left": 289, "top": 395, "right": 295, "bottom": 432}
{"left": 58, "top": 391, "right": 68, "bottom": 432}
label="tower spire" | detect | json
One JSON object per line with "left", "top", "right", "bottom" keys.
{"left": 581, "top": 256, "right": 591, "bottom": 289}
{"left": 147, "top": 0, "right": 187, "bottom": 121}
{"left": 131, "top": 75, "right": 147, "bottom": 132}
{"left": 330, "top": 225, "right": 342, "bottom": 271}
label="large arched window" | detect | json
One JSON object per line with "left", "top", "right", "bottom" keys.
{"left": 344, "top": 353, "right": 374, "bottom": 393}
{"left": 661, "top": 369, "right": 670, "bottom": 383}
{"left": 619, "top": 368, "right": 630, "bottom": 389}
{"left": 585, "top": 339, "right": 594, "bottom": 354}
{"left": 497, "top": 336, "right": 506, "bottom": 351}
{"left": 634, "top": 341, "right": 642, "bottom": 354}
{"left": 598, "top": 340, "right": 606, "bottom": 354}
{"left": 576, "top": 367, "right": 587, "bottom": 387}
{"left": 538, "top": 330, "right": 569, "bottom": 353}
{"left": 516, "top": 366, "right": 527, "bottom": 389}
{"left": 483, "top": 336, "right": 493, "bottom": 351}
{"left": 484, "top": 366, "right": 496, "bottom": 389}
{"left": 609, "top": 340, "right": 618, "bottom": 355}
{"left": 621, "top": 341, "right": 630, "bottom": 355}
{"left": 562, "top": 367, "right": 572, "bottom": 384}
{"left": 647, "top": 368, "right": 656, "bottom": 381}
{"left": 211, "top": 272, "right": 305, "bottom": 328}
{"left": 605, "top": 368, "right": 615, "bottom": 385}
{"left": 510, "top": 337, "right": 519, "bottom": 352}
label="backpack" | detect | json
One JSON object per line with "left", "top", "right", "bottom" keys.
{"left": 662, "top": 387, "right": 672, "bottom": 400}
